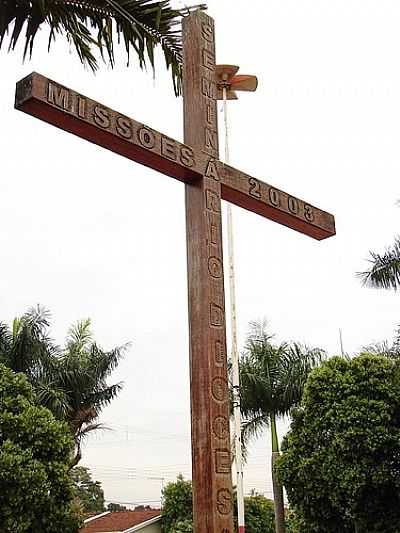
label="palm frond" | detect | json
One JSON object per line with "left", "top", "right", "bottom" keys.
{"left": 392, "top": 325, "right": 400, "bottom": 358}
{"left": 76, "top": 421, "right": 108, "bottom": 440}
{"left": 274, "top": 343, "right": 326, "bottom": 416}
{"left": 240, "top": 319, "right": 290, "bottom": 416}
{"left": 362, "top": 324, "right": 400, "bottom": 359}
{"left": 66, "top": 318, "right": 93, "bottom": 354}
{"left": 239, "top": 320, "right": 325, "bottom": 425}
{"left": 88, "top": 342, "right": 130, "bottom": 381}
{"left": 0, "top": 322, "right": 12, "bottom": 362}
{"left": 82, "top": 382, "right": 124, "bottom": 413}
{"left": 8, "top": 305, "right": 55, "bottom": 376}
{"left": 1, "top": 0, "right": 206, "bottom": 94}
{"left": 12, "top": 317, "right": 21, "bottom": 339}
{"left": 246, "top": 319, "right": 275, "bottom": 349}
{"left": 34, "top": 378, "right": 70, "bottom": 419}
{"left": 358, "top": 237, "right": 400, "bottom": 290}
{"left": 239, "top": 356, "right": 274, "bottom": 417}
{"left": 240, "top": 415, "right": 268, "bottom": 463}
{"left": 23, "top": 304, "right": 51, "bottom": 328}
{"left": 70, "top": 422, "right": 109, "bottom": 467}
{"left": 0, "top": 305, "right": 126, "bottom": 465}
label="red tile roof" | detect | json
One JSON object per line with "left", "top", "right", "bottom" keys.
{"left": 81, "top": 510, "right": 161, "bottom": 532}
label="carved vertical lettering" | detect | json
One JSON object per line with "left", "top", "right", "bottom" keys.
{"left": 183, "top": 12, "right": 233, "bottom": 533}
{"left": 206, "top": 189, "right": 221, "bottom": 213}
{"left": 206, "top": 103, "right": 215, "bottom": 126}
{"left": 203, "top": 49, "right": 216, "bottom": 70}
{"left": 215, "top": 449, "right": 231, "bottom": 474}
{"left": 205, "top": 160, "right": 220, "bottom": 181}
{"left": 210, "top": 303, "right": 224, "bottom": 328}
{"left": 212, "top": 416, "right": 229, "bottom": 440}
{"left": 208, "top": 257, "right": 223, "bottom": 279}
{"left": 211, "top": 377, "right": 229, "bottom": 402}
{"left": 216, "top": 489, "right": 233, "bottom": 516}
{"left": 202, "top": 78, "right": 217, "bottom": 99}
{"left": 214, "top": 340, "right": 224, "bottom": 366}
{"left": 205, "top": 128, "right": 218, "bottom": 152}
{"left": 208, "top": 213, "right": 219, "bottom": 245}
{"left": 180, "top": 146, "right": 195, "bottom": 168}
{"left": 202, "top": 23, "right": 214, "bottom": 42}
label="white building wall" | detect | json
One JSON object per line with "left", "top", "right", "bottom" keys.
{"left": 141, "top": 523, "right": 161, "bottom": 533}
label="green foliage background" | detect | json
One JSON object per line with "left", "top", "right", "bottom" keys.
{"left": 71, "top": 466, "right": 105, "bottom": 514}
{"left": 0, "top": 363, "right": 80, "bottom": 532}
{"left": 0, "top": 307, "right": 127, "bottom": 467}
{"left": 277, "top": 354, "right": 400, "bottom": 533}
{"left": 1, "top": 0, "right": 206, "bottom": 94}
{"left": 162, "top": 474, "right": 193, "bottom": 532}
{"left": 161, "top": 475, "right": 276, "bottom": 533}
{"left": 235, "top": 494, "right": 275, "bottom": 533}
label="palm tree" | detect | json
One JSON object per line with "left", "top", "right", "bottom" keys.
{"left": 0, "top": 305, "right": 55, "bottom": 379}
{"left": 358, "top": 236, "right": 400, "bottom": 290}
{"left": 37, "top": 318, "right": 129, "bottom": 466}
{"left": 0, "top": 306, "right": 128, "bottom": 466}
{"left": 238, "top": 320, "right": 326, "bottom": 533}
{"left": 1, "top": 0, "right": 206, "bottom": 94}
{"left": 362, "top": 324, "right": 400, "bottom": 359}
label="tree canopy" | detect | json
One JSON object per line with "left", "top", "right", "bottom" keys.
{"left": 161, "top": 475, "right": 277, "bottom": 533}
{"left": 0, "top": 363, "right": 80, "bottom": 532}
{"left": 108, "top": 502, "right": 129, "bottom": 512}
{"left": 235, "top": 494, "right": 275, "bottom": 533}
{"left": 238, "top": 320, "right": 325, "bottom": 533}
{"left": 71, "top": 466, "right": 105, "bottom": 515}
{"left": 362, "top": 324, "right": 400, "bottom": 359}
{"left": 239, "top": 320, "right": 326, "bottom": 452}
{"left": 0, "top": 306, "right": 128, "bottom": 466}
{"left": 1, "top": 0, "right": 206, "bottom": 94}
{"left": 277, "top": 354, "right": 400, "bottom": 533}
{"left": 358, "top": 235, "right": 400, "bottom": 290}
{"left": 162, "top": 474, "right": 193, "bottom": 532}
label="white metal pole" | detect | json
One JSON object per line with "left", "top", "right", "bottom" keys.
{"left": 339, "top": 328, "right": 345, "bottom": 357}
{"left": 223, "top": 86, "right": 245, "bottom": 533}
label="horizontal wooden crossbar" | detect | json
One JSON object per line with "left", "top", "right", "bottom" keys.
{"left": 15, "top": 73, "right": 335, "bottom": 240}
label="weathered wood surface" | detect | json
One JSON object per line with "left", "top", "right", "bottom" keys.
{"left": 14, "top": 11, "right": 336, "bottom": 533}
{"left": 183, "top": 12, "right": 234, "bottom": 533}
{"left": 15, "top": 73, "right": 335, "bottom": 240}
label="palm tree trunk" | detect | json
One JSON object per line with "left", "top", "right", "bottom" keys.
{"left": 69, "top": 442, "right": 82, "bottom": 469}
{"left": 271, "top": 413, "right": 285, "bottom": 533}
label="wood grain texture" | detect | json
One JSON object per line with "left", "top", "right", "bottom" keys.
{"left": 219, "top": 163, "right": 335, "bottom": 240}
{"left": 15, "top": 73, "right": 335, "bottom": 240}
{"left": 13, "top": 11, "right": 337, "bottom": 533}
{"left": 183, "top": 11, "right": 234, "bottom": 533}
{"left": 15, "top": 72, "right": 199, "bottom": 184}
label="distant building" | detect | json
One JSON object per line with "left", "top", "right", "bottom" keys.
{"left": 80, "top": 510, "right": 161, "bottom": 533}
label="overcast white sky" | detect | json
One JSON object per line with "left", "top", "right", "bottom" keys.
{"left": 2, "top": 0, "right": 400, "bottom": 508}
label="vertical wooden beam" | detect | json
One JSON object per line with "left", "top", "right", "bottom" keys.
{"left": 183, "top": 11, "right": 234, "bottom": 533}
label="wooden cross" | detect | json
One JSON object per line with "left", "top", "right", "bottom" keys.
{"left": 14, "top": 10, "right": 335, "bottom": 533}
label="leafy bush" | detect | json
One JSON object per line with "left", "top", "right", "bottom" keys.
{"left": 0, "top": 363, "right": 80, "bottom": 532}
{"left": 162, "top": 475, "right": 276, "bottom": 533}
{"left": 238, "top": 494, "right": 275, "bottom": 533}
{"left": 277, "top": 355, "right": 400, "bottom": 533}
{"left": 71, "top": 466, "right": 105, "bottom": 514}
{"left": 162, "top": 474, "right": 193, "bottom": 532}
